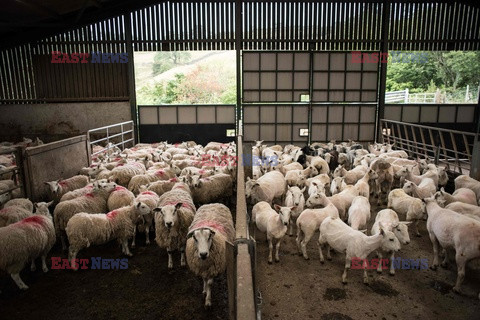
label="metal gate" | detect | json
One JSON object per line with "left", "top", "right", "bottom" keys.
{"left": 242, "top": 51, "right": 379, "bottom": 144}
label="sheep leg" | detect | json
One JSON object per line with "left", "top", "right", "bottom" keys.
{"left": 267, "top": 237, "right": 273, "bottom": 264}
{"left": 342, "top": 258, "right": 351, "bottom": 284}
{"left": 69, "top": 248, "right": 79, "bottom": 271}
{"left": 441, "top": 249, "right": 449, "bottom": 268}
{"left": 376, "top": 251, "right": 383, "bottom": 273}
{"left": 131, "top": 226, "right": 137, "bottom": 248}
{"left": 288, "top": 219, "right": 294, "bottom": 236}
{"left": 300, "top": 232, "right": 312, "bottom": 260}
{"left": 60, "top": 234, "right": 67, "bottom": 251}
{"left": 363, "top": 266, "right": 369, "bottom": 285}
{"left": 204, "top": 278, "right": 213, "bottom": 308}
{"left": 389, "top": 252, "right": 396, "bottom": 275}
{"left": 145, "top": 226, "right": 150, "bottom": 245}
{"left": 30, "top": 260, "right": 36, "bottom": 272}
{"left": 41, "top": 255, "right": 49, "bottom": 273}
{"left": 453, "top": 253, "right": 467, "bottom": 294}
{"left": 11, "top": 273, "right": 29, "bottom": 290}
{"left": 167, "top": 249, "right": 174, "bottom": 269}
{"left": 326, "top": 244, "right": 332, "bottom": 260}
{"left": 415, "top": 220, "right": 421, "bottom": 237}
{"left": 317, "top": 239, "right": 325, "bottom": 264}
{"left": 274, "top": 238, "right": 281, "bottom": 262}
{"left": 295, "top": 229, "right": 304, "bottom": 256}
{"left": 180, "top": 248, "right": 186, "bottom": 267}
{"left": 122, "top": 240, "right": 132, "bottom": 257}
{"left": 429, "top": 232, "right": 440, "bottom": 270}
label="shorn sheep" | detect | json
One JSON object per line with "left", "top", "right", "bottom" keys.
{"left": 387, "top": 188, "right": 426, "bottom": 237}
{"left": 186, "top": 203, "right": 235, "bottom": 308}
{"left": 66, "top": 202, "right": 152, "bottom": 270}
{"left": 455, "top": 175, "right": 480, "bottom": 203}
{"left": 371, "top": 209, "right": 411, "bottom": 275}
{"left": 0, "top": 214, "right": 55, "bottom": 291}
{"left": 246, "top": 171, "right": 286, "bottom": 205}
{"left": 154, "top": 183, "right": 196, "bottom": 269}
{"left": 252, "top": 201, "right": 293, "bottom": 263}
{"left": 424, "top": 195, "right": 480, "bottom": 297}
{"left": 319, "top": 216, "right": 400, "bottom": 284}
{"left": 284, "top": 186, "right": 305, "bottom": 236}
{"left": 347, "top": 196, "right": 371, "bottom": 231}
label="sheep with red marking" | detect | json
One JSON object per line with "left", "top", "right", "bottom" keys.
{"left": 66, "top": 202, "right": 152, "bottom": 270}
{"left": 0, "top": 214, "right": 55, "bottom": 291}
{"left": 44, "top": 175, "right": 89, "bottom": 202}
{"left": 154, "top": 183, "right": 196, "bottom": 269}
{"left": 107, "top": 186, "right": 135, "bottom": 211}
{"left": 186, "top": 203, "right": 235, "bottom": 308}
{"left": 108, "top": 162, "right": 146, "bottom": 187}
{"left": 127, "top": 168, "right": 175, "bottom": 195}
{"left": 0, "top": 201, "right": 52, "bottom": 227}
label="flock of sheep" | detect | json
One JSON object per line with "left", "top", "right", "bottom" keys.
{"left": 0, "top": 141, "right": 236, "bottom": 308}
{"left": 246, "top": 140, "right": 480, "bottom": 298}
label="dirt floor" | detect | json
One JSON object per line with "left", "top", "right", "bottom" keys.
{"left": 253, "top": 204, "right": 480, "bottom": 320}
{"left": 0, "top": 236, "right": 229, "bottom": 320}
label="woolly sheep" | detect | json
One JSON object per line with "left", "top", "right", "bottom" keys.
{"left": 318, "top": 216, "right": 400, "bottom": 284}
{"left": 347, "top": 196, "right": 371, "bottom": 231}
{"left": 252, "top": 202, "right": 293, "bottom": 264}
{"left": 44, "top": 175, "right": 89, "bottom": 202}
{"left": 424, "top": 196, "right": 480, "bottom": 297}
{"left": 0, "top": 201, "right": 52, "bottom": 227}
{"left": 186, "top": 203, "right": 234, "bottom": 308}
{"left": 66, "top": 202, "right": 152, "bottom": 270}
{"left": 132, "top": 191, "right": 160, "bottom": 248}
{"left": 54, "top": 180, "right": 117, "bottom": 250}
{"left": 387, "top": 189, "right": 426, "bottom": 237}
{"left": 154, "top": 185, "right": 196, "bottom": 269}
{"left": 371, "top": 209, "right": 411, "bottom": 275}
{"left": 188, "top": 173, "right": 233, "bottom": 205}
{"left": 108, "top": 162, "right": 146, "bottom": 187}
{"left": 4, "top": 198, "right": 34, "bottom": 212}
{"left": 295, "top": 200, "right": 339, "bottom": 260}
{"left": 284, "top": 186, "right": 306, "bottom": 236}
{"left": 107, "top": 186, "right": 135, "bottom": 211}
{"left": 0, "top": 214, "right": 55, "bottom": 291}
{"left": 127, "top": 168, "right": 175, "bottom": 194}
{"left": 246, "top": 171, "right": 286, "bottom": 205}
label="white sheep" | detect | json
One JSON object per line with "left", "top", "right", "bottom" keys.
{"left": 347, "top": 196, "right": 371, "bottom": 231}
{"left": 108, "top": 162, "right": 146, "bottom": 187}
{"left": 387, "top": 188, "right": 426, "bottom": 236}
{"left": 306, "top": 186, "right": 359, "bottom": 221}
{"left": 0, "top": 201, "right": 52, "bottom": 227}
{"left": 285, "top": 166, "right": 318, "bottom": 187}
{"left": 307, "top": 156, "right": 329, "bottom": 174}
{"left": 107, "top": 186, "right": 135, "bottom": 211}
{"left": 284, "top": 186, "right": 305, "bottom": 236}
{"left": 246, "top": 171, "right": 286, "bottom": 205}
{"left": 296, "top": 199, "right": 339, "bottom": 260}
{"left": 455, "top": 175, "right": 480, "bottom": 203}
{"left": 330, "top": 177, "right": 347, "bottom": 195}
{"left": 403, "top": 178, "right": 436, "bottom": 199}
{"left": 44, "top": 175, "right": 89, "bottom": 202}
{"left": 354, "top": 169, "right": 378, "bottom": 198}
{"left": 66, "top": 202, "right": 152, "bottom": 270}
{"left": 424, "top": 196, "right": 480, "bottom": 296}
{"left": 132, "top": 191, "right": 160, "bottom": 248}
{"left": 53, "top": 180, "right": 117, "bottom": 250}
{"left": 0, "top": 214, "right": 55, "bottom": 291}
{"left": 333, "top": 165, "right": 367, "bottom": 184}
{"left": 436, "top": 187, "right": 477, "bottom": 206}
{"left": 371, "top": 209, "right": 411, "bottom": 275}
{"left": 127, "top": 168, "right": 175, "bottom": 194}
{"left": 252, "top": 201, "right": 293, "bottom": 264}
{"left": 154, "top": 184, "right": 196, "bottom": 269}
{"left": 445, "top": 202, "right": 480, "bottom": 220}
{"left": 188, "top": 173, "right": 233, "bottom": 205}
{"left": 144, "top": 178, "right": 178, "bottom": 196}
{"left": 186, "top": 203, "right": 235, "bottom": 308}
{"left": 3, "top": 198, "right": 34, "bottom": 212}
{"left": 318, "top": 216, "right": 400, "bottom": 284}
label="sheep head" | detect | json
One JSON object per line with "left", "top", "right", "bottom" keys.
{"left": 188, "top": 228, "right": 216, "bottom": 260}
{"left": 153, "top": 203, "right": 183, "bottom": 230}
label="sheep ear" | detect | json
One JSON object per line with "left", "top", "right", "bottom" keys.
{"left": 208, "top": 229, "right": 216, "bottom": 239}
{"left": 401, "top": 221, "right": 412, "bottom": 226}
{"left": 440, "top": 187, "right": 445, "bottom": 194}
{"left": 153, "top": 207, "right": 162, "bottom": 213}
{"left": 175, "top": 203, "right": 183, "bottom": 210}
{"left": 359, "top": 229, "right": 367, "bottom": 234}
{"left": 47, "top": 200, "right": 54, "bottom": 207}
{"left": 34, "top": 202, "right": 38, "bottom": 208}
{"left": 301, "top": 187, "right": 306, "bottom": 193}
{"left": 290, "top": 206, "right": 297, "bottom": 211}
{"left": 273, "top": 204, "right": 281, "bottom": 212}
{"left": 137, "top": 202, "right": 141, "bottom": 208}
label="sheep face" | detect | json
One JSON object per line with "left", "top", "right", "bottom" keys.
{"left": 95, "top": 181, "right": 117, "bottom": 192}
{"left": 392, "top": 222, "right": 411, "bottom": 245}
{"left": 380, "top": 228, "right": 401, "bottom": 253}
{"left": 135, "top": 202, "right": 152, "bottom": 217}
{"left": 245, "top": 178, "right": 257, "bottom": 198}
{"left": 44, "top": 180, "right": 60, "bottom": 195}
{"left": 191, "top": 228, "right": 216, "bottom": 260}
{"left": 155, "top": 203, "right": 183, "bottom": 229}
{"left": 402, "top": 180, "right": 415, "bottom": 195}
{"left": 296, "top": 175, "right": 307, "bottom": 188}
{"left": 394, "top": 166, "right": 408, "bottom": 179}
{"left": 368, "top": 169, "right": 378, "bottom": 180}
{"left": 0, "top": 192, "right": 11, "bottom": 205}
{"left": 287, "top": 186, "right": 305, "bottom": 207}
{"left": 333, "top": 166, "right": 345, "bottom": 178}
{"left": 306, "top": 192, "right": 327, "bottom": 208}
{"left": 438, "top": 167, "right": 448, "bottom": 186}
{"left": 330, "top": 177, "right": 344, "bottom": 195}
{"left": 273, "top": 205, "right": 293, "bottom": 226}
{"left": 35, "top": 201, "right": 54, "bottom": 216}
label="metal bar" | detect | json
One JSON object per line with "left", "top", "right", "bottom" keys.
{"left": 376, "top": 0, "right": 389, "bottom": 142}
{"left": 449, "top": 131, "right": 462, "bottom": 174}
{"left": 124, "top": 13, "right": 138, "bottom": 144}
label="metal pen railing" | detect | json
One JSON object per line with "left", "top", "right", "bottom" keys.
{"left": 380, "top": 119, "right": 476, "bottom": 174}
{"left": 87, "top": 121, "right": 135, "bottom": 157}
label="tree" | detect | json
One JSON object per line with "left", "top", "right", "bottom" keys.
{"left": 152, "top": 51, "right": 192, "bottom": 76}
